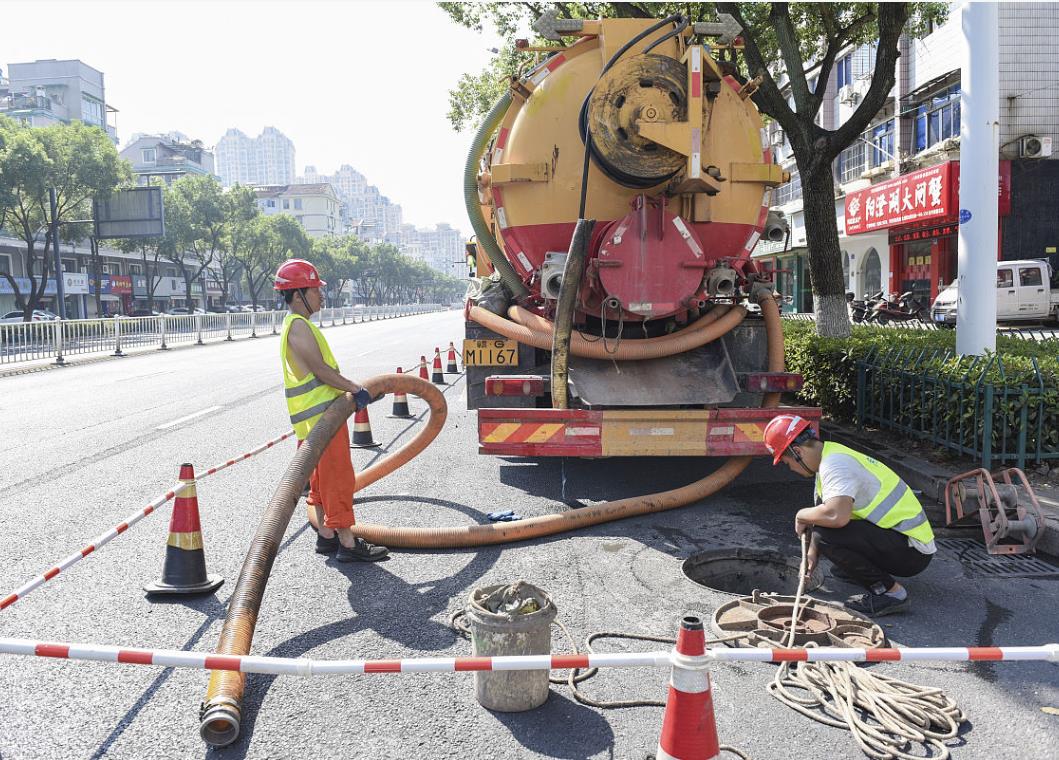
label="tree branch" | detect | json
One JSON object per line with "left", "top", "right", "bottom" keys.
{"left": 716, "top": 3, "right": 794, "bottom": 129}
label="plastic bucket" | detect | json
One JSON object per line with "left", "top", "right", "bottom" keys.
{"left": 464, "top": 583, "right": 557, "bottom": 712}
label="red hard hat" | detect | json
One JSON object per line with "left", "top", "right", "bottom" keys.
{"left": 763, "top": 414, "right": 812, "bottom": 465}
{"left": 273, "top": 259, "right": 326, "bottom": 291}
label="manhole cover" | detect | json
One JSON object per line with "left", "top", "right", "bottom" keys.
{"left": 712, "top": 591, "right": 887, "bottom": 649}
{"left": 938, "top": 538, "right": 1059, "bottom": 579}
{"left": 682, "top": 547, "right": 822, "bottom": 596}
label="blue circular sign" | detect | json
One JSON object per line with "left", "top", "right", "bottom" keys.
{"left": 959, "top": 209, "right": 972, "bottom": 224}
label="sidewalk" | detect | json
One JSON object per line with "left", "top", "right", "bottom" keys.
{"left": 825, "top": 421, "right": 1059, "bottom": 556}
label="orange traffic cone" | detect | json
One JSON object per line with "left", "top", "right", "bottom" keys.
{"left": 350, "top": 406, "right": 380, "bottom": 448}
{"left": 431, "top": 348, "right": 447, "bottom": 385}
{"left": 446, "top": 342, "right": 459, "bottom": 374}
{"left": 655, "top": 615, "right": 720, "bottom": 760}
{"left": 388, "top": 367, "right": 414, "bottom": 419}
{"left": 418, "top": 356, "right": 429, "bottom": 381}
{"left": 145, "top": 464, "right": 223, "bottom": 596}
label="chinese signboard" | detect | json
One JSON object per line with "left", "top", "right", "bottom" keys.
{"left": 845, "top": 162, "right": 954, "bottom": 235}
{"left": 89, "top": 274, "right": 133, "bottom": 295}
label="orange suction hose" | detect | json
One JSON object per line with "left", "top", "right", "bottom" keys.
{"left": 468, "top": 303, "right": 747, "bottom": 361}
{"left": 348, "top": 296, "right": 785, "bottom": 549}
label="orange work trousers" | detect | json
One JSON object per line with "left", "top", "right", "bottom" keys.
{"left": 301, "top": 421, "right": 357, "bottom": 529}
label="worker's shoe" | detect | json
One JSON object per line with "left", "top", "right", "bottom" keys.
{"left": 337, "top": 537, "right": 389, "bottom": 562}
{"left": 315, "top": 532, "right": 340, "bottom": 554}
{"left": 845, "top": 591, "right": 909, "bottom": 617}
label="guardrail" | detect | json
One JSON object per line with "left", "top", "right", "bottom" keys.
{"left": 783, "top": 312, "right": 942, "bottom": 330}
{"left": 786, "top": 312, "right": 1059, "bottom": 340}
{"left": 0, "top": 305, "right": 444, "bottom": 367}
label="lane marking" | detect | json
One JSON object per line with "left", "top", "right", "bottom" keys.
{"left": 156, "top": 406, "right": 221, "bottom": 430}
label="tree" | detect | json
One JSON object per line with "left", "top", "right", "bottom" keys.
{"left": 440, "top": 2, "right": 946, "bottom": 337}
{"left": 310, "top": 235, "right": 365, "bottom": 307}
{"left": 217, "top": 184, "right": 259, "bottom": 306}
{"left": 0, "top": 117, "right": 129, "bottom": 319}
{"left": 164, "top": 174, "right": 226, "bottom": 309}
{"left": 236, "top": 214, "right": 310, "bottom": 310}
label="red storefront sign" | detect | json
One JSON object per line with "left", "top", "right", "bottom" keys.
{"left": 89, "top": 274, "right": 133, "bottom": 295}
{"left": 845, "top": 163, "right": 954, "bottom": 235}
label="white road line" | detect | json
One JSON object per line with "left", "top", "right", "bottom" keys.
{"left": 356, "top": 350, "right": 374, "bottom": 357}
{"left": 156, "top": 405, "right": 221, "bottom": 430}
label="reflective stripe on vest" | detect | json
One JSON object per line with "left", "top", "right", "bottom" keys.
{"left": 814, "top": 441, "right": 934, "bottom": 544}
{"left": 280, "top": 313, "right": 342, "bottom": 440}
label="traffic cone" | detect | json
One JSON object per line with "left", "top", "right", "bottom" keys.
{"left": 388, "top": 367, "right": 414, "bottom": 419}
{"left": 446, "top": 342, "right": 459, "bottom": 374}
{"left": 145, "top": 464, "right": 223, "bottom": 596}
{"left": 655, "top": 615, "right": 720, "bottom": 760}
{"left": 350, "top": 406, "right": 381, "bottom": 448}
{"left": 431, "top": 348, "right": 447, "bottom": 385}
{"left": 418, "top": 356, "right": 430, "bottom": 381}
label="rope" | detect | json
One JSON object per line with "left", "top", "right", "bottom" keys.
{"left": 768, "top": 535, "right": 967, "bottom": 760}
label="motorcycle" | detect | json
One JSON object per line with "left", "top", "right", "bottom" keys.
{"left": 847, "top": 292, "right": 870, "bottom": 323}
{"left": 866, "top": 291, "right": 930, "bottom": 325}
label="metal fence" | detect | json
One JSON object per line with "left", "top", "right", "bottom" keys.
{"left": 856, "top": 347, "right": 1058, "bottom": 470}
{"left": 785, "top": 312, "right": 1059, "bottom": 340}
{"left": 0, "top": 305, "right": 443, "bottom": 368}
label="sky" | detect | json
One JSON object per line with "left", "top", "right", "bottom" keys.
{"left": 1, "top": 0, "right": 509, "bottom": 233}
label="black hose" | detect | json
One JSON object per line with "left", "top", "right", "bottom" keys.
{"left": 551, "top": 219, "right": 595, "bottom": 408}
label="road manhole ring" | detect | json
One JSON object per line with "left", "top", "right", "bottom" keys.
{"left": 712, "top": 591, "right": 887, "bottom": 649}
{"left": 681, "top": 547, "right": 822, "bottom": 597}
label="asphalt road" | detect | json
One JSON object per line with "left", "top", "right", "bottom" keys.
{"left": 1, "top": 309, "right": 1057, "bottom": 760}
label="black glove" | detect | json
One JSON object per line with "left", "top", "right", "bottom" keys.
{"left": 354, "top": 388, "right": 373, "bottom": 410}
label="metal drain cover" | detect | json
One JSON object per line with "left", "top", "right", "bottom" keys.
{"left": 712, "top": 590, "right": 886, "bottom": 649}
{"left": 938, "top": 538, "right": 1059, "bottom": 579}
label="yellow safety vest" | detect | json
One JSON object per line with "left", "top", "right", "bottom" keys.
{"left": 814, "top": 442, "right": 935, "bottom": 544}
{"left": 280, "top": 313, "right": 343, "bottom": 440}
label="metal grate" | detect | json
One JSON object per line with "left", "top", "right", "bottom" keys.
{"left": 937, "top": 538, "right": 1059, "bottom": 578}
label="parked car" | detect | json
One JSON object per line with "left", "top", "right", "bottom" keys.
{"left": 931, "top": 259, "right": 1059, "bottom": 326}
{"left": 129, "top": 309, "right": 161, "bottom": 317}
{"left": 1, "top": 309, "right": 59, "bottom": 323}
{"left": 166, "top": 307, "right": 206, "bottom": 316}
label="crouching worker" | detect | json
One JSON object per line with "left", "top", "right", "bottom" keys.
{"left": 274, "top": 258, "right": 388, "bottom": 562}
{"left": 763, "top": 414, "right": 935, "bottom": 616}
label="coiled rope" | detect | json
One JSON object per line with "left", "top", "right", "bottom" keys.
{"left": 769, "top": 534, "right": 967, "bottom": 760}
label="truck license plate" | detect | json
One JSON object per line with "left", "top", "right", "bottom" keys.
{"left": 463, "top": 339, "right": 518, "bottom": 366}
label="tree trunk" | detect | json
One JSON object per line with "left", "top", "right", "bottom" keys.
{"left": 801, "top": 168, "right": 851, "bottom": 338}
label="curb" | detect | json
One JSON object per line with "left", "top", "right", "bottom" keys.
{"left": 823, "top": 422, "right": 1059, "bottom": 556}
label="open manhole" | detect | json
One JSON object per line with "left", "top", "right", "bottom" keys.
{"left": 682, "top": 547, "right": 823, "bottom": 596}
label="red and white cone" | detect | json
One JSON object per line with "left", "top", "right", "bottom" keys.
{"left": 655, "top": 615, "right": 720, "bottom": 760}
{"left": 388, "top": 367, "right": 414, "bottom": 419}
{"left": 350, "top": 407, "right": 381, "bottom": 448}
{"left": 145, "top": 464, "right": 223, "bottom": 596}
{"left": 418, "top": 356, "right": 430, "bottom": 382}
{"left": 431, "top": 348, "right": 447, "bottom": 385}
{"left": 446, "top": 342, "right": 459, "bottom": 374}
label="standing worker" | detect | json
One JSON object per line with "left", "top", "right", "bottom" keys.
{"left": 763, "top": 414, "right": 935, "bottom": 616}
{"left": 274, "top": 258, "right": 388, "bottom": 562}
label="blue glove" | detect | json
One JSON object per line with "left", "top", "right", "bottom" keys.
{"left": 354, "top": 388, "right": 373, "bottom": 410}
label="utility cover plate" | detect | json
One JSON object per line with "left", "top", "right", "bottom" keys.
{"left": 568, "top": 340, "right": 738, "bottom": 407}
{"left": 712, "top": 590, "right": 886, "bottom": 649}
{"left": 937, "top": 538, "right": 1059, "bottom": 579}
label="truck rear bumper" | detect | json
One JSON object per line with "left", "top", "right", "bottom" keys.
{"left": 478, "top": 407, "right": 822, "bottom": 457}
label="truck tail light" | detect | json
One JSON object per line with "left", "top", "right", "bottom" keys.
{"left": 740, "top": 372, "right": 804, "bottom": 393}
{"left": 485, "top": 375, "right": 546, "bottom": 397}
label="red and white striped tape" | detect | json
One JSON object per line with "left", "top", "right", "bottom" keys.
{"left": 0, "top": 640, "right": 1056, "bottom": 676}
{"left": 0, "top": 430, "right": 296, "bottom": 612}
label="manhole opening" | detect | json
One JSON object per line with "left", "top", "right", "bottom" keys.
{"left": 682, "top": 548, "right": 820, "bottom": 596}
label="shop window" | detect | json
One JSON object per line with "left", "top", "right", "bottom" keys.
{"left": 1019, "top": 266, "right": 1042, "bottom": 287}
{"left": 862, "top": 248, "right": 881, "bottom": 296}
{"left": 997, "top": 268, "right": 1013, "bottom": 288}
{"left": 0, "top": 253, "right": 11, "bottom": 275}
{"left": 913, "top": 85, "right": 960, "bottom": 152}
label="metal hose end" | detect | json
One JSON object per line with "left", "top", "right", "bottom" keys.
{"left": 200, "top": 699, "right": 241, "bottom": 747}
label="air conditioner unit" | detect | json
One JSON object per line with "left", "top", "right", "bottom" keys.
{"left": 1020, "top": 135, "right": 1052, "bottom": 159}
{"left": 839, "top": 84, "right": 860, "bottom": 106}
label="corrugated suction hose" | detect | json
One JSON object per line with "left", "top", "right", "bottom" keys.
{"left": 199, "top": 373, "right": 447, "bottom": 747}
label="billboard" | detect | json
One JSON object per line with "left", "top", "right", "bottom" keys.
{"left": 93, "top": 187, "right": 165, "bottom": 239}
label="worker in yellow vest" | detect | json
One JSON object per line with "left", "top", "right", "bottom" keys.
{"left": 763, "top": 414, "right": 935, "bottom": 616}
{"left": 274, "top": 258, "right": 388, "bottom": 562}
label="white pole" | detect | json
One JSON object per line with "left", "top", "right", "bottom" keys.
{"left": 956, "top": 1, "right": 999, "bottom": 356}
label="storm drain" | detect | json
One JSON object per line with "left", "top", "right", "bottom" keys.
{"left": 682, "top": 547, "right": 823, "bottom": 596}
{"left": 938, "top": 538, "right": 1059, "bottom": 579}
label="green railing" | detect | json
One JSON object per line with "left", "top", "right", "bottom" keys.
{"left": 856, "top": 347, "right": 1059, "bottom": 470}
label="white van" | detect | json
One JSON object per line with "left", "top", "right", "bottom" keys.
{"left": 931, "top": 259, "right": 1059, "bottom": 326}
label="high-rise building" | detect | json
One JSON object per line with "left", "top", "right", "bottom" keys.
{"left": 0, "top": 59, "right": 118, "bottom": 142}
{"left": 215, "top": 126, "right": 296, "bottom": 187}
{"left": 120, "top": 132, "right": 217, "bottom": 186}
{"left": 298, "top": 164, "right": 402, "bottom": 243}
{"left": 400, "top": 222, "right": 465, "bottom": 277}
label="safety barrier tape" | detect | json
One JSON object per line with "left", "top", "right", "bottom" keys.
{"left": 0, "top": 430, "right": 296, "bottom": 612}
{"left": 0, "top": 640, "right": 1056, "bottom": 675}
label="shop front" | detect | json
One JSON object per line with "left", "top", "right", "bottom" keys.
{"left": 89, "top": 274, "right": 133, "bottom": 316}
{"left": 844, "top": 160, "right": 1010, "bottom": 305}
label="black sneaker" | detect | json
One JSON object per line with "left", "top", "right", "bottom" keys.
{"left": 337, "top": 537, "right": 389, "bottom": 562}
{"left": 315, "top": 532, "right": 339, "bottom": 554}
{"left": 846, "top": 592, "right": 909, "bottom": 617}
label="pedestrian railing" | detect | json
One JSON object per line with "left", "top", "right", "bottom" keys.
{"left": 0, "top": 305, "right": 444, "bottom": 368}
{"left": 856, "top": 346, "right": 1059, "bottom": 470}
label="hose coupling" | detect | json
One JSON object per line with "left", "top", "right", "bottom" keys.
{"left": 200, "top": 696, "right": 242, "bottom": 747}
